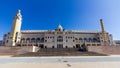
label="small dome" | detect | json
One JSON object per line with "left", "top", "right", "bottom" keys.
{"left": 57, "top": 24, "right": 63, "bottom": 31}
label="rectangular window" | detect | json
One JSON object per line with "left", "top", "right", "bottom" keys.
{"left": 57, "top": 44, "right": 63, "bottom": 48}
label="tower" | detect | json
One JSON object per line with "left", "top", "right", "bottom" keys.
{"left": 100, "top": 19, "right": 107, "bottom": 45}
{"left": 10, "top": 9, "right": 22, "bottom": 46}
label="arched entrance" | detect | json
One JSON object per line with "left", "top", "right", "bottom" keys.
{"left": 39, "top": 44, "right": 44, "bottom": 48}
{"left": 79, "top": 44, "right": 87, "bottom": 52}
{"left": 76, "top": 44, "right": 80, "bottom": 48}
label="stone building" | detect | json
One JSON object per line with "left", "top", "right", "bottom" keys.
{"left": 2, "top": 10, "right": 114, "bottom": 48}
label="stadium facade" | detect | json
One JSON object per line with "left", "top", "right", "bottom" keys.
{"left": 3, "top": 10, "right": 114, "bottom": 48}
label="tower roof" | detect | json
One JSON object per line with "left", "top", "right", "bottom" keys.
{"left": 17, "top": 9, "right": 21, "bottom": 16}
{"left": 14, "top": 9, "right": 22, "bottom": 20}
{"left": 18, "top": 9, "right": 21, "bottom": 13}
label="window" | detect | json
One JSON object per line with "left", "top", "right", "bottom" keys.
{"left": 21, "top": 38, "right": 25, "bottom": 43}
{"left": 26, "top": 38, "right": 30, "bottom": 43}
{"left": 45, "top": 46, "right": 47, "bottom": 48}
{"left": 57, "top": 36, "right": 63, "bottom": 38}
{"left": 57, "top": 36, "right": 63, "bottom": 42}
{"left": 65, "top": 46, "right": 68, "bottom": 48}
{"left": 45, "top": 40, "right": 47, "bottom": 42}
{"left": 52, "top": 46, "right": 55, "bottom": 48}
{"left": 88, "top": 38, "right": 92, "bottom": 42}
{"left": 41, "top": 38, "right": 44, "bottom": 42}
{"left": 75, "top": 38, "right": 78, "bottom": 40}
{"left": 93, "top": 38, "right": 98, "bottom": 42}
{"left": 57, "top": 39, "right": 63, "bottom": 42}
{"left": 57, "top": 44, "right": 63, "bottom": 48}
{"left": 79, "top": 38, "right": 82, "bottom": 40}
{"left": 84, "top": 38, "right": 87, "bottom": 42}
{"left": 31, "top": 38, "right": 36, "bottom": 43}
{"left": 73, "top": 40, "right": 75, "bottom": 42}
{"left": 36, "top": 38, "right": 40, "bottom": 42}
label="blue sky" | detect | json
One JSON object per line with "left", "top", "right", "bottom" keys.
{"left": 0, "top": 0, "right": 120, "bottom": 40}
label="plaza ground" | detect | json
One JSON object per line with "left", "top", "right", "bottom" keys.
{"left": 0, "top": 62, "right": 120, "bottom": 68}
{"left": 0, "top": 56, "right": 120, "bottom": 68}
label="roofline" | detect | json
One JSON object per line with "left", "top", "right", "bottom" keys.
{"left": 21, "top": 30, "right": 102, "bottom": 33}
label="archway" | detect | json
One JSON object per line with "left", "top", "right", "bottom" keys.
{"left": 39, "top": 44, "right": 44, "bottom": 48}
{"left": 79, "top": 44, "right": 87, "bottom": 52}
{"left": 76, "top": 44, "right": 80, "bottom": 48}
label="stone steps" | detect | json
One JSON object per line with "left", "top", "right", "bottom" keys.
{"left": 38, "top": 48, "right": 80, "bottom": 52}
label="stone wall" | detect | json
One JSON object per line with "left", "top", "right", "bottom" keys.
{"left": 0, "top": 46, "right": 33, "bottom": 55}
{"left": 1, "top": 46, "right": 120, "bottom": 56}
{"left": 88, "top": 46, "right": 120, "bottom": 55}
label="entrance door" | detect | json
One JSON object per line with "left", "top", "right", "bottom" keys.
{"left": 76, "top": 44, "right": 80, "bottom": 48}
{"left": 57, "top": 44, "right": 63, "bottom": 48}
{"left": 79, "top": 44, "right": 87, "bottom": 52}
{"left": 39, "top": 44, "right": 44, "bottom": 48}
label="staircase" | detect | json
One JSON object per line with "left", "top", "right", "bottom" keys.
{"left": 14, "top": 48, "right": 107, "bottom": 57}
{"left": 37, "top": 48, "right": 85, "bottom": 56}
